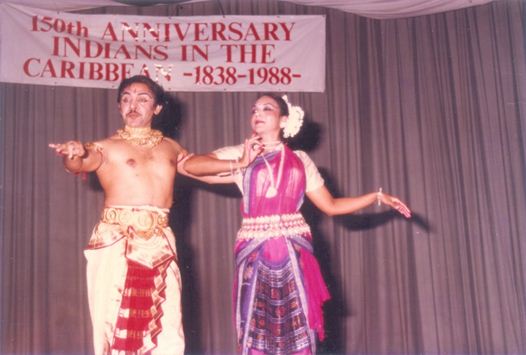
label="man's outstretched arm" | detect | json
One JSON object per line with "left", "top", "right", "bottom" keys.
{"left": 49, "top": 141, "right": 103, "bottom": 173}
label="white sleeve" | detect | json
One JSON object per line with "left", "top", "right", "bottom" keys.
{"left": 212, "top": 144, "right": 244, "bottom": 192}
{"left": 212, "top": 144, "right": 244, "bottom": 160}
{"left": 294, "top": 150, "right": 325, "bottom": 192}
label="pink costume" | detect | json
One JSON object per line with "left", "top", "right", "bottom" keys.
{"left": 84, "top": 205, "right": 185, "bottom": 355}
{"left": 215, "top": 144, "right": 331, "bottom": 354}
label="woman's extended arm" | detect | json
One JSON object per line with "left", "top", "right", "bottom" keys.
{"left": 306, "top": 185, "right": 411, "bottom": 218}
{"left": 183, "top": 136, "right": 262, "bottom": 177}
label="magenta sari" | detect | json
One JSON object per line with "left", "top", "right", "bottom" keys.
{"left": 234, "top": 145, "right": 330, "bottom": 355}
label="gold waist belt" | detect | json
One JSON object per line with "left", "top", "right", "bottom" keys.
{"left": 101, "top": 206, "right": 169, "bottom": 240}
{"left": 237, "top": 213, "right": 311, "bottom": 240}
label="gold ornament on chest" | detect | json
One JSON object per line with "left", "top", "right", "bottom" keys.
{"left": 117, "top": 125, "right": 163, "bottom": 147}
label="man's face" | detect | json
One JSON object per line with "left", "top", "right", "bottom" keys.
{"left": 118, "top": 82, "right": 162, "bottom": 128}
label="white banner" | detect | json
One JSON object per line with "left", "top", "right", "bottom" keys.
{"left": 0, "top": 4, "right": 325, "bottom": 92}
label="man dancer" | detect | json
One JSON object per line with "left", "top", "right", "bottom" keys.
{"left": 50, "top": 75, "right": 186, "bottom": 354}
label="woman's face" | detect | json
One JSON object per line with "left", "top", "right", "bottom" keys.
{"left": 250, "top": 96, "right": 286, "bottom": 138}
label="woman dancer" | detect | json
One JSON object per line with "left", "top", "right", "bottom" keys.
{"left": 181, "top": 94, "right": 411, "bottom": 354}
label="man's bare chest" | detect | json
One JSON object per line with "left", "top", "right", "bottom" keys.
{"left": 109, "top": 148, "right": 176, "bottom": 172}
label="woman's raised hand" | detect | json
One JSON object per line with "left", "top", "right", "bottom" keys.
{"left": 239, "top": 135, "right": 263, "bottom": 168}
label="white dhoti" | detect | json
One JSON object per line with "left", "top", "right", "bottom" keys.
{"left": 84, "top": 205, "right": 185, "bottom": 355}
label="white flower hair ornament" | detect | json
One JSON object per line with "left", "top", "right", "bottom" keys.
{"left": 281, "top": 95, "right": 304, "bottom": 138}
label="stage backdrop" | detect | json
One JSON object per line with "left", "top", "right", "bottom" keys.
{"left": 1, "top": 0, "right": 525, "bottom": 354}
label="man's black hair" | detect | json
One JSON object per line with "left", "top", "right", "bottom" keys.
{"left": 117, "top": 75, "right": 165, "bottom": 106}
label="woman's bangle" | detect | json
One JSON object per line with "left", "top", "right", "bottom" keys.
{"left": 376, "top": 187, "right": 383, "bottom": 206}
{"left": 236, "top": 157, "right": 244, "bottom": 174}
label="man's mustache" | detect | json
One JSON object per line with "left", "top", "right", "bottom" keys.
{"left": 126, "top": 110, "right": 140, "bottom": 116}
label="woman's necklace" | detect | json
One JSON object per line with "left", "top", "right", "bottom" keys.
{"left": 262, "top": 140, "right": 281, "bottom": 150}
{"left": 261, "top": 143, "right": 285, "bottom": 198}
{"left": 117, "top": 125, "right": 163, "bottom": 147}
{"left": 251, "top": 140, "right": 281, "bottom": 152}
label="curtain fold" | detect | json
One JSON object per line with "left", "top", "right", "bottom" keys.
{"left": 1, "top": 0, "right": 524, "bottom": 354}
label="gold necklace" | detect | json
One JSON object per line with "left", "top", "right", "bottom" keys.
{"left": 117, "top": 126, "right": 163, "bottom": 147}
